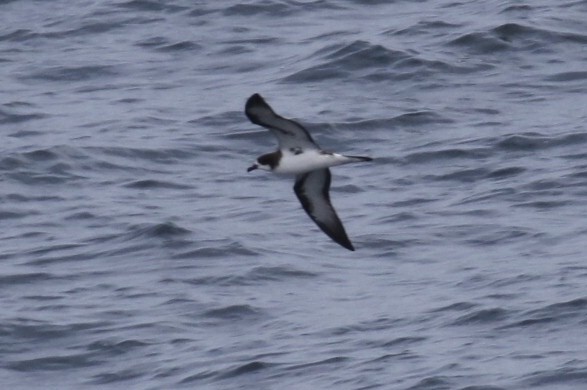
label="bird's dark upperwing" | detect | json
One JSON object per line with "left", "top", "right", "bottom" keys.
{"left": 245, "top": 94, "right": 319, "bottom": 151}
{"left": 294, "top": 169, "right": 354, "bottom": 251}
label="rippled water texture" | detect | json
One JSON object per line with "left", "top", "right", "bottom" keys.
{"left": 1, "top": 0, "right": 587, "bottom": 388}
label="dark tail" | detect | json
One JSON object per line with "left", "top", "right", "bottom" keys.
{"left": 345, "top": 155, "right": 373, "bottom": 162}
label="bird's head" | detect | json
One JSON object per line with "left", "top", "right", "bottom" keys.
{"left": 247, "top": 159, "right": 271, "bottom": 172}
{"left": 247, "top": 152, "right": 280, "bottom": 173}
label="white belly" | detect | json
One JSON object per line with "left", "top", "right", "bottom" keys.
{"left": 273, "top": 151, "right": 350, "bottom": 175}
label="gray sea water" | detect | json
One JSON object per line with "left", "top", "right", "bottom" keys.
{"left": 2, "top": 0, "right": 587, "bottom": 389}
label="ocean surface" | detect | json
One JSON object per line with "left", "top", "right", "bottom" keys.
{"left": 1, "top": 0, "right": 587, "bottom": 389}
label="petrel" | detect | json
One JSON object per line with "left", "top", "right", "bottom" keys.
{"left": 245, "top": 93, "right": 372, "bottom": 251}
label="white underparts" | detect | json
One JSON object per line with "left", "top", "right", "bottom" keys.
{"left": 273, "top": 151, "right": 360, "bottom": 175}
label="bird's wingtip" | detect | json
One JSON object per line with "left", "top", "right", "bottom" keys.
{"left": 343, "top": 240, "right": 355, "bottom": 251}
{"left": 246, "top": 93, "right": 265, "bottom": 107}
{"left": 245, "top": 93, "right": 271, "bottom": 120}
{"left": 335, "top": 235, "right": 355, "bottom": 251}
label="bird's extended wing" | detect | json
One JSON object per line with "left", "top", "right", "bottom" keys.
{"left": 294, "top": 169, "right": 354, "bottom": 251}
{"left": 245, "top": 93, "right": 319, "bottom": 151}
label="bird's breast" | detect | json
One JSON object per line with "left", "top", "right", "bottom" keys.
{"left": 273, "top": 151, "right": 348, "bottom": 174}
